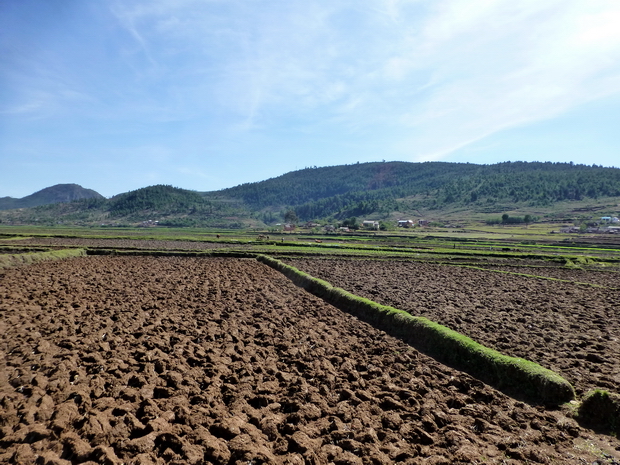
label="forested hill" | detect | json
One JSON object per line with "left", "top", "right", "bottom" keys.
{"left": 2, "top": 162, "right": 620, "bottom": 226}
{"left": 0, "top": 184, "right": 103, "bottom": 210}
{"left": 0, "top": 185, "right": 244, "bottom": 228}
{"left": 205, "top": 161, "right": 620, "bottom": 221}
{"left": 212, "top": 162, "right": 470, "bottom": 208}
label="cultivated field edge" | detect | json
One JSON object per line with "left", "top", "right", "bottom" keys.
{"left": 256, "top": 254, "right": 576, "bottom": 405}
{"left": 0, "top": 248, "right": 87, "bottom": 270}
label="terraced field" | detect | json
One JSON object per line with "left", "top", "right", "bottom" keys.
{"left": 473, "top": 264, "right": 620, "bottom": 288}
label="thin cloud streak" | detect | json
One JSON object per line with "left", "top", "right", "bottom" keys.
{"left": 390, "top": 0, "right": 620, "bottom": 159}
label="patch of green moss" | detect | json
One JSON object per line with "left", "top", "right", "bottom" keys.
{"left": 578, "top": 390, "right": 620, "bottom": 434}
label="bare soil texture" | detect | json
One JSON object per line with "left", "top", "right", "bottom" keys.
{"left": 469, "top": 264, "right": 620, "bottom": 289}
{"left": 2, "top": 256, "right": 620, "bottom": 464}
{"left": 283, "top": 258, "right": 620, "bottom": 400}
{"left": 0, "top": 237, "right": 238, "bottom": 252}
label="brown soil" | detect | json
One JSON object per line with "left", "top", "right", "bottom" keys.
{"left": 283, "top": 258, "right": 620, "bottom": 399}
{"left": 0, "top": 237, "right": 238, "bottom": 251}
{"left": 2, "top": 256, "right": 620, "bottom": 464}
{"left": 471, "top": 264, "right": 620, "bottom": 288}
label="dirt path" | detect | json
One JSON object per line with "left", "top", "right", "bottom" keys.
{"left": 1, "top": 256, "right": 619, "bottom": 464}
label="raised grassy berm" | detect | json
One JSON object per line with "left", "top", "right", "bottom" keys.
{"left": 0, "top": 248, "right": 86, "bottom": 270}
{"left": 257, "top": 255, "right": 575, "bottom": 405}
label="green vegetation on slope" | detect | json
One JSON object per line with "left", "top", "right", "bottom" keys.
{"left": 207, "top": 161, "right": 620, "bottom": 222}
{"left": 0, "top": 185, "right": 248, "bottom": 228}
{"left": 578, "top": 389, "right": 620, "bottom": 434}
{"left": 2, "top": 161, "right": 620, "bottom": 227}
{"left": 109, "top": 185, "right": 213, "bottom": 217}
{"left": 0, "top": 184, "right": 103, "bottom": 210}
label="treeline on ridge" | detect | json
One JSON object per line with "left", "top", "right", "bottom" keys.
{"left": 2, "top": 161, "right": 620, "bottom": 226}
{"left": 211, "top": 161, "right": 620, "bottom": 221}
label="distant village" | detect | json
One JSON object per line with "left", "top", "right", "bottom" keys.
{"left": 136, "top": 214, "right": 620, "bottom": 234}
{"left": 277, "top": 218, "right": 433, "bottom": 233}
{"left": 558, "top": 216, "right": 620, "bottom": 234}
{"left": 284, "top": 216, "right": 620, "bottom": 234}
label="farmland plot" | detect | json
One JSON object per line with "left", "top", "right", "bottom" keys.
{"left": 0, "top": 237, "right": 238, "bottom": 251}
{"left": 1, "top": 256, "right": 619, "bottom": 464}
{"left": 472, "top": 264, "right": 620, "bottom": 289}
{"left": 283, "top": 258, "right": 620, "bottom": 398}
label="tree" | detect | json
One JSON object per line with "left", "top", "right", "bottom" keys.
{"left": 341, "top": 217, "right": 359, "bottom": 230}
{"left": 284, "top": 209, "right": 298, "bottom": 224}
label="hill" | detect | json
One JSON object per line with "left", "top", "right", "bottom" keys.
{"left": 206, "top": 161, "right": 620, "bottom": 221}
{"left": 104, "top": 185, "right": 242, "bottom": 227}
{"left": 1, "top": 162, "right": 620, "bottom": 227}
{"left": 0, "top": 184, "right": 104, "bottom": 210}
{"left": 0, "top": 185, "right": 246, "bottom": 228}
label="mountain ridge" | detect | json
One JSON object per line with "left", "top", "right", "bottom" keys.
{"left": 205, "top": 160, "right": 620, "bottom": 220}
{"left": 1, "top": 161, "right": 620, "bottom": 226}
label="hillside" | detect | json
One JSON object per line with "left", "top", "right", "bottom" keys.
{"left": 206, "top": 161, "right": 620, "bottom": 221}
{"left": 1, "top": 162, "right": 620, "bottom": 227}
{"left": 0, "top": 185, "right": 247, "bottom": 228}
{"left": 0, "top": 184, "right": 104, "bottom": 210}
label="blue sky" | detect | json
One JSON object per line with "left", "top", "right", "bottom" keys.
{"left": 2, "top": 0, "right": 620, "bottom": 198}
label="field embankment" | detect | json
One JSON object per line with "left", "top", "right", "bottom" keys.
{"left": 0, "top": 248, "right": 86, "bottom": 270}
{"left": 258, "top": 256, "right": 574, "bottom": 405}
{"left": 0, "top": 236, "right": 239, "bottom": 252}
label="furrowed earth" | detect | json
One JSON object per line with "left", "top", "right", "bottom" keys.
{"left": 282, "top": 258, "right": 620, "bottom": 399}
{"left": 1, "top": 255, "right": 620, "bottom": 464}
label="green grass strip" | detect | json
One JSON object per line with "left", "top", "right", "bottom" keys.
{"left": 0, "top": 236, "right": 34, "bottom": 241}
{"left": 257, "top": 254, "right": 575, "bottom": 405}
{"left": 0, "top": 248, "right": 87, "bottom": 270}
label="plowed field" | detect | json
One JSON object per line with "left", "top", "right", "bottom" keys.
{"left": 283, "top": 258, "right": 620, "bottom": 399}
{"left": 0, "top": 237, "right": 237, "bottom": 251}
{"left": 2, "top": 256, "right": 620, "bottom": 464}
{"left": 475, "top": 265, "right": 620, "bottom": 289}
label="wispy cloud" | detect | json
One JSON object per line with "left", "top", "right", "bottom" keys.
{"left": 107, "top": 1, "right": 355, "bottom": 122}
{"left": 2, "top": 0, "right": 620, "bottom": 197}
{"left": 102, "top": 0, "right": 620, "bottom": 159}
{"left": 369, "top": 0, "right": 620, "bottom": 159}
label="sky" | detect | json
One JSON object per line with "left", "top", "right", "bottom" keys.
{"left": 2, "top": 0, "right": 620, "bottom": 198}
